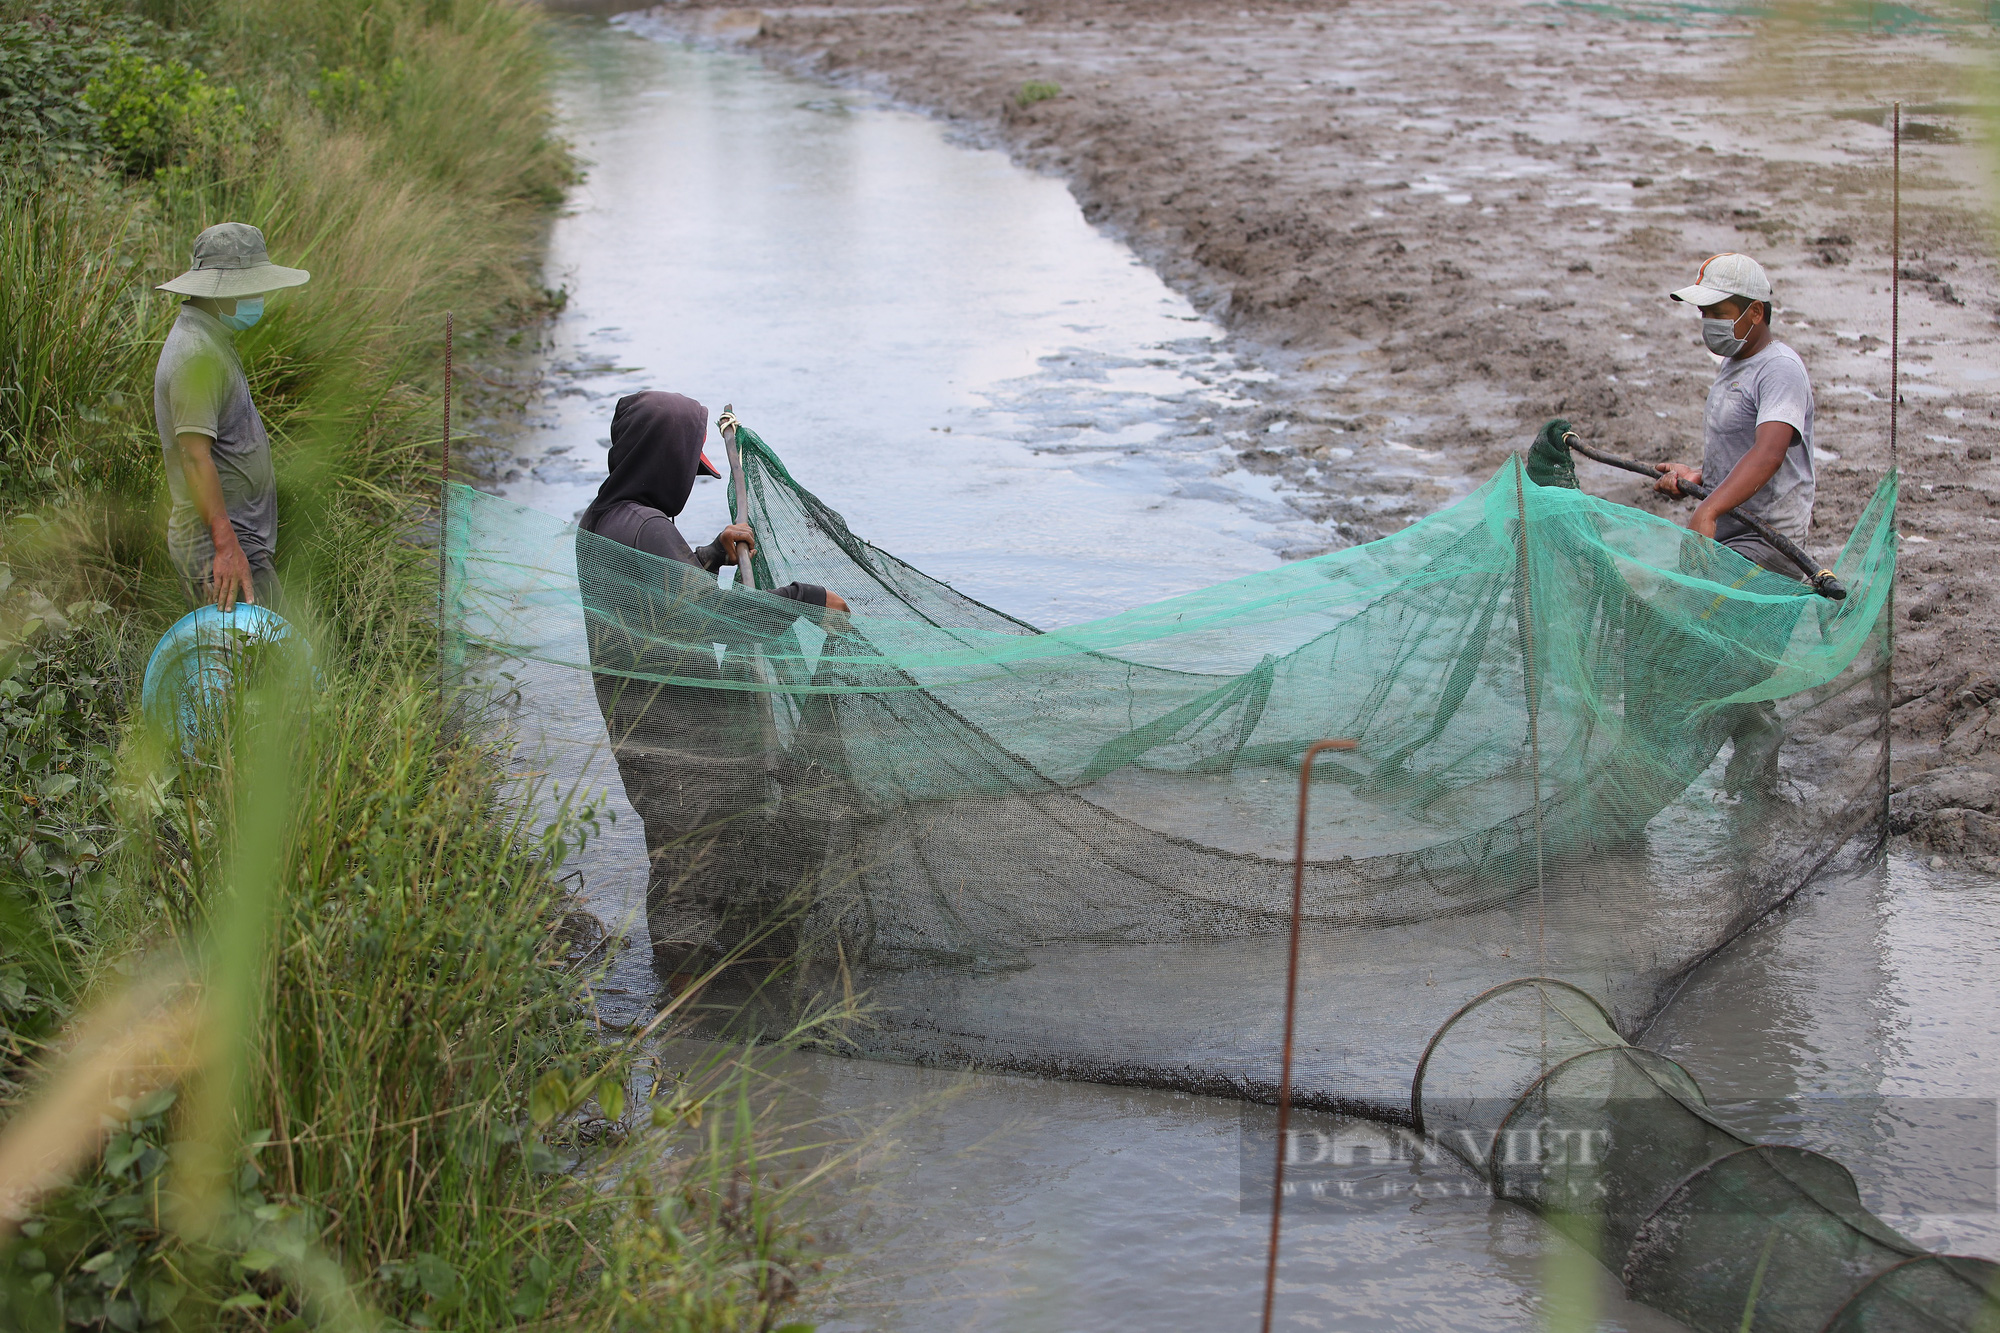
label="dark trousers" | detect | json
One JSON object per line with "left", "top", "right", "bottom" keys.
{"left": 591, "top": 665, "right": 778, "bottom": 973}
{"left": 1721, "top": 535, "right": 1806, "bottom": 584}
{"left": 612, "top": 744, "right": 773, "bottom": 971}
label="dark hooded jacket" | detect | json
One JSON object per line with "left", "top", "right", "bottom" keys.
{"left": 574, "top": 394, "right": 855, "bottom": 970}
{"left": 576, "top": 391, "right": 826, "bottom": 765}
{"left": 580, "top": 390, "right": 826, "bottom": 606}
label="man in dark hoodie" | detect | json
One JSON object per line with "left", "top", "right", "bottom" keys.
{"left": 576, "top": 391, "right": 848, "bottom": 984}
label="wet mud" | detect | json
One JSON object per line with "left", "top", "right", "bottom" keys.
{"left": 477, "top": 16, "right": 2000, "bottom": 1325}
{"left": 633, "top": 0, "right": 2000, "bottom": 853}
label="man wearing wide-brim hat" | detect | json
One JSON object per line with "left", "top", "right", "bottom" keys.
{"left": 153, "top": 222, "right": 309, "bottom": 611}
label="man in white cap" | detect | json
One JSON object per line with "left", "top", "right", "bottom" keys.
{"left": 1653, "top": 252, "right": 1814, "bottom": 794}
{"left": 1651, "top": 252, "right": 1816, "bottom": 579}
{"left": 153, "top": 222, "right": 309, "bottom": 611}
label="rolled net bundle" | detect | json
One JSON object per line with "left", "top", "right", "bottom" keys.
{"left": 447, "top": 421, "right": 1896, "bottom": 1115}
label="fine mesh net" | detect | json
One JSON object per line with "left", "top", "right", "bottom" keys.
{"left": 445, "top": 422, "right": 1895, "bottom": 1115}
{"left": 1415, "top": 979, "right": 2000, "bottom": 1332}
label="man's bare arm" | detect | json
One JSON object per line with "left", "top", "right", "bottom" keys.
{"left": 1688, "top": 421, "right": 1795, "bottom": 540}
{"left": 176, "top": 432, "right": 255, "bottom": 610}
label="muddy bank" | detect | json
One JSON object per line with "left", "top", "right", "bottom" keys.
{"left": 613, "top": 0, "right": 2000, "bottom": 835}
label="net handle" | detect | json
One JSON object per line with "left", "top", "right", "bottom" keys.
{"left": 718, "top": 403, "right": 756, "bottom": 591}
{"left": 715, "top": 405, "right": 781, "bottom": 769}
{"left": 1559, "top": 431, "right": 1847, "bottom": 600}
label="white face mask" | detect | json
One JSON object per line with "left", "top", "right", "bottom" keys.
{"left": 1701, "top": 309, "right": 1750, "bottom": 357}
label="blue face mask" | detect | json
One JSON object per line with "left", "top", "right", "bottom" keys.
{"left": 218, "top": 296, "right": 264, "bottom": 332}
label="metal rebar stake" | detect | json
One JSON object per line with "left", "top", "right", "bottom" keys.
{"left": 439, "top": 311, "right": 453, "bottom": 713}
{"left": 1885, "top": 104, "right": 1901, "bottom": 834}
{"left": 1890, "top": 104, "right": 1901, "bottom": 478}
{"left": 1261, "top": 737, "right": 1357, "bottom": 1333}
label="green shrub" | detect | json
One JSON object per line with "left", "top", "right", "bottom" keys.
{"left": 3, "top": 1086, "right": 188, "bottom": 1330}
{"left": 0, "top": 1085, "right": 317, "bottom": 1331}
{"left": 83, "top": 48, "right": 247, "bottom": 176}
{"left": 0, "top": 0, "right": 184, "bottom": 171}
{"left": 1016, "top": 79, "right": 1060, "bottom": 108}
{"left": 0, "top": 588, "right": 128, "bottom": 1073}
{"left": 309, "top": 59, "right": 406, "bottom": 123}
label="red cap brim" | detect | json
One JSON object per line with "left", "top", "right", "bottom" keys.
{"left": 698, "top": 451, "right": 723, "bottom": 479}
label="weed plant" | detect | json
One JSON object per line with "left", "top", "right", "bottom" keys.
{"left": 0, "top": 0, "right": 825, "bottom": 1327}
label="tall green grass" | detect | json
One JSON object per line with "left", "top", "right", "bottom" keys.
{"left": 0, "top": 0, "right": 826, "bottom": 1327}
{"left": 0, "top": 188, "right": 152, "bottom": 493}
{"left": 102, "top": 657, "right": 594, "bottom": 1326}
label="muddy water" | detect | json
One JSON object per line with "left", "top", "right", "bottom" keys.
{"left": 487, "top": 18, "right": 1999, "bottom": 1330}
{"left": 1647, "top": 856, "right": 2000, "bottom": 1262}
{"left": 501, "top": 13, "right": 1346, "bottom": 622}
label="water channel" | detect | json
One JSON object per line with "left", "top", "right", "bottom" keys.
{"left": 481, "top": 17, "right": 2000, "bottom": 1329}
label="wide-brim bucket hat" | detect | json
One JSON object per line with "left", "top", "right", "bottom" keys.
{"left": 157, "top": 222, "right": 310, "bottom": 299}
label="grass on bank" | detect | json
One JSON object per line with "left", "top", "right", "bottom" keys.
{"left": 0, "top": 0, "right": 827, "bottom": 1326}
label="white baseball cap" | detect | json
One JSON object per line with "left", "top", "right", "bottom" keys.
{"left": 1670, "top": 252, "right": 1772, "bottom": 307}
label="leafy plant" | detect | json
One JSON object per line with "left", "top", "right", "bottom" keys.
{"left": 1, "top": 1086, "right": 186, "bottom": 1332}
{"left": 1015, "top": 79, "right": 1061, "bottom": 108}
{"left": 0, "top": 581, "right": 127, "bottom": 1076}
{"left": 0, "top": 0, "right": 183, "bottom": 171}
{"left": 0, "top": 1083, "right": 338, "bottom": 1332}
{"left": 83, "top": 47, "right": 247, "bottom": 176}
{"left": 309, "top": 58, "right": 406, "bottom": 123}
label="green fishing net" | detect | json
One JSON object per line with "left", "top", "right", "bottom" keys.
{"left": 445, "top": 422, "right": 1968, "bottom": 1329}
{"left": 447, "top": 421, "right": 1894, "bottom": 1110}
{"left": 1417, "top": 978, "right": 2000, "bottom": 1332}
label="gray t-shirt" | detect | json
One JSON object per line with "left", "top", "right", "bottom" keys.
{"left": 153, "top": 304, "right": 277, "bottom": 573}
{"left": 1702, "top": 340, "right": 1816, "bottom": 548}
